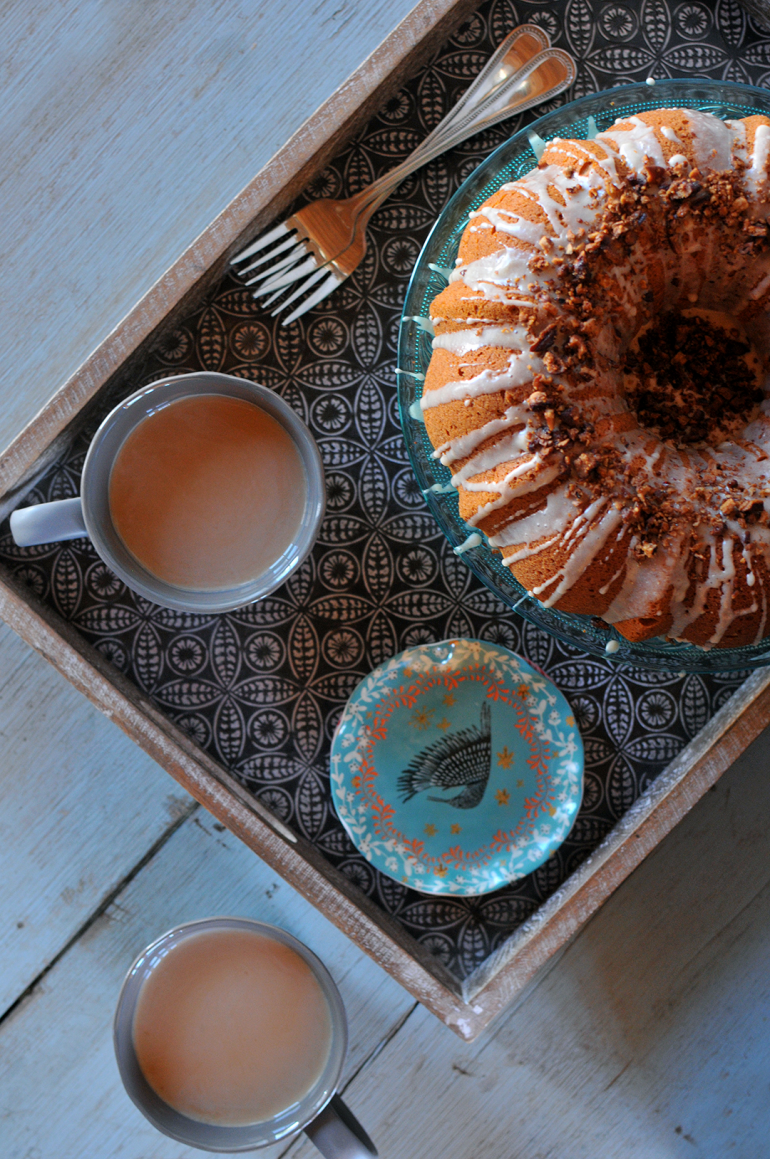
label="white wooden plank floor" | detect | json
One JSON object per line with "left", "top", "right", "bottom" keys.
{"left": 2, "top": 615, "right": 770, "bottom": 1158}
{"left": 4, "top": 3, "right": 770, "bottom": 1157}
{"left": 0, "top": 0, "right": 419, "bottom": 455}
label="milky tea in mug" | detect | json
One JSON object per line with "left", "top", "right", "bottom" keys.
{"left": 108, "top": 393, "right": 307, "bottom": 592}
{"left": 9, "top": 374, "right": 326, "bottom": 613}
{"left": 113, "top": 918, "right": 377, "bottom": 1156}
{"left": 131, "top": 925, "right": 333, "bottom": 1127}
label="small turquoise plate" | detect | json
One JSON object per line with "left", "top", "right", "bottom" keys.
{"left": 330, "top": 639, "right": 584, "bottom": 896}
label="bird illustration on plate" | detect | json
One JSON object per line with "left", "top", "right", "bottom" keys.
{"left": 397, "top": 701, "right": 492, "bottom": 809}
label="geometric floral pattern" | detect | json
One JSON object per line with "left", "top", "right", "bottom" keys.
{"left": 1, "top": 0, "right": 766, "bottom": 980}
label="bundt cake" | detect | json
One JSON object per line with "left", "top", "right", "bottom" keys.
{"left": 422, "top": 107, "right": 770, "bottom": 648}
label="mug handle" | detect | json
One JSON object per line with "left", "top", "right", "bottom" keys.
{"left": 304, "top": 1094, "right": 378, "bottom": 1159}
{"left": 10, "top": 498, "right": 87, "bottom": 547}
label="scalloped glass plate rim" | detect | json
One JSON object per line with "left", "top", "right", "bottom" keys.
{"left": 397, "top": 79, "right": 770, "bottom": 674}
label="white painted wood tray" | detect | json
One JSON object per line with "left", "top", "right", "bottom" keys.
{"left": 2, "top": 0, "right": 770, "bottom": 1040}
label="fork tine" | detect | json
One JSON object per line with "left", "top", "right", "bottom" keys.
{"left": 242, "top": 242, "right": 309, "bottom": 287}
{"left": 258, "top": 260, "right": 321, "bottom": 306}
{"left": 232, "top": 222, "right": 291, "bottom": 263}
{"left": 253, "top": 253, "right": 319, "bottom": 296}
{"left": 260, "top": 281, "right": 298, "bottom": 307}
{"left": 269, "top": 264, "right": 331, "bottom": 314}
{"left": 282, "top": 269, "right": 344, "bottom": 325}
{"left": 250, "top": 259, "right": 327, "bottom": 308}
{"left": 237, "top": 233, "right": 299, "bottom": 276}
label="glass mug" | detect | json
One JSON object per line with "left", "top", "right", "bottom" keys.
{"left": 114, "top": 917, "right": 377, "bottom": 1157}
{"left": 9, "top": 372, "right": 326, "bottom": 613}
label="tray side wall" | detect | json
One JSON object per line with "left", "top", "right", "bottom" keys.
{"left": 461, "top": 671, "right": 770, "bottom": 1025}
{"left": 3, "top": 0, "right": 770, "bottom": 1040}
{"left": 0, "top": 568, "right": 476, "bottom": 1030}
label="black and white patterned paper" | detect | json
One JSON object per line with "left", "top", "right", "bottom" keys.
{"left": 2, "top": 0, "right": 768, "bottom": 981}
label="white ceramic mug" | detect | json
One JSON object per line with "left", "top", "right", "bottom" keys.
{"left": 9, "top": 372, "right": 325, "bottom": 613}
{"left": 114, "top": 917, "right": 377, "bottom": 1157}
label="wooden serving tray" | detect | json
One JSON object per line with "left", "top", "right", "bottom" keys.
{"left": 2, "top": 0, "right": 770, "bottom": 1040}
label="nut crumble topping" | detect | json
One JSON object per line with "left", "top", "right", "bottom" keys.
{"left": 518, "top": 162, "right": 770, "bottom": 555}
{"left": 623, "top": 313, "right": 763, "bottom": 445}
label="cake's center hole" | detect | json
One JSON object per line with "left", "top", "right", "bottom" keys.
{"left": 623, "top": 310, "right": 765, "bottom": 445}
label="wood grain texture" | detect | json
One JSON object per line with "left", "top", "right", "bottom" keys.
{"left": 0, "top": 623, "right": 191, "bottom": 1015}
{"left": 0, "top": 0, "right": 415, "bottom": 451}
{"left": 460, "top": 669, "right": 770, "bottom": 1007}
{"left": 0, "top": 0, "right": 477, "bottom": 502}
{"left": 0, "top": 568, "right": 473, "bottom": 1024}
{"left": 3, "top": 558, "right": 770, "bottom": 1040}
{"left": 3, "top": 713, "right": 770, "bottom": 1157}
{"left": 4, "top": 2, "right": 770, "bottom": 1154}
{"left": 280, "top": 722, "right": 770, "bottom": 1159}
{"left": 3, "top": 0, "right": 770, "bottom": 1042}
{"left": 0, "top": 813, "right": 412, "bottom": 1159}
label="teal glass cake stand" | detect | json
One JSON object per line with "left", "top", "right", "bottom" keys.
{"left": 397, "top": 79, "right": 770, "bottom": 674}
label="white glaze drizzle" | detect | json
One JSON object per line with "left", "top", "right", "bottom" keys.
{"left": 596, "top": 115, "right": 667, "bottom": 171}
{"left": 450, "top": 430, "right": 533, "bottom": 485}
{"left": 531, "top": 504, "right": 624, "bottom": 607}
{"left": 466, "top": 461, "right": 563, "bottom": 526}
{"left": 746, "top": 123, "right": 770, "bottom": 195}
{"left": 431, "top": 324, "right": 530, "bottom": 356}
{"left": 454, "top": 532, "right": 482, "bottom": 555}
{"left": 527, "top": 130, "right": 546, "bottom": 162}
{"left": 420, "top": 353, "right": 545, "bottom": 410}
{"left": 490, "top": 486, "right": 579, "bottom": 551}
{"left": 430, "top": 106, "right": 770, "bottom": 646}
{"left": 434, "top": 403, "right": 531, "bottom": 464}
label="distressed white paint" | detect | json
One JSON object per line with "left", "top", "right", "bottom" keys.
{"left": 0, "top": 814, "right": 412, "bottom": 1159}
{"left": 2, "top": 727, "right": 770, "bottom": 1156}
{"left": 2, "top": 3, "right": 770, "bottom": 1154}
{"left": 0, "top": 0, "right": 420, "bottom": 458}
{"left": 284, "top": 725, "right": 770, "bottom": 1159}
{"left": 0, "top": 623, "right": 191, "bottom": 1014}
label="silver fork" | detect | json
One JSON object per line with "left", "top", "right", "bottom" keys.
{"left": 231, "top": 26, "right": 575, "bottom": 325}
